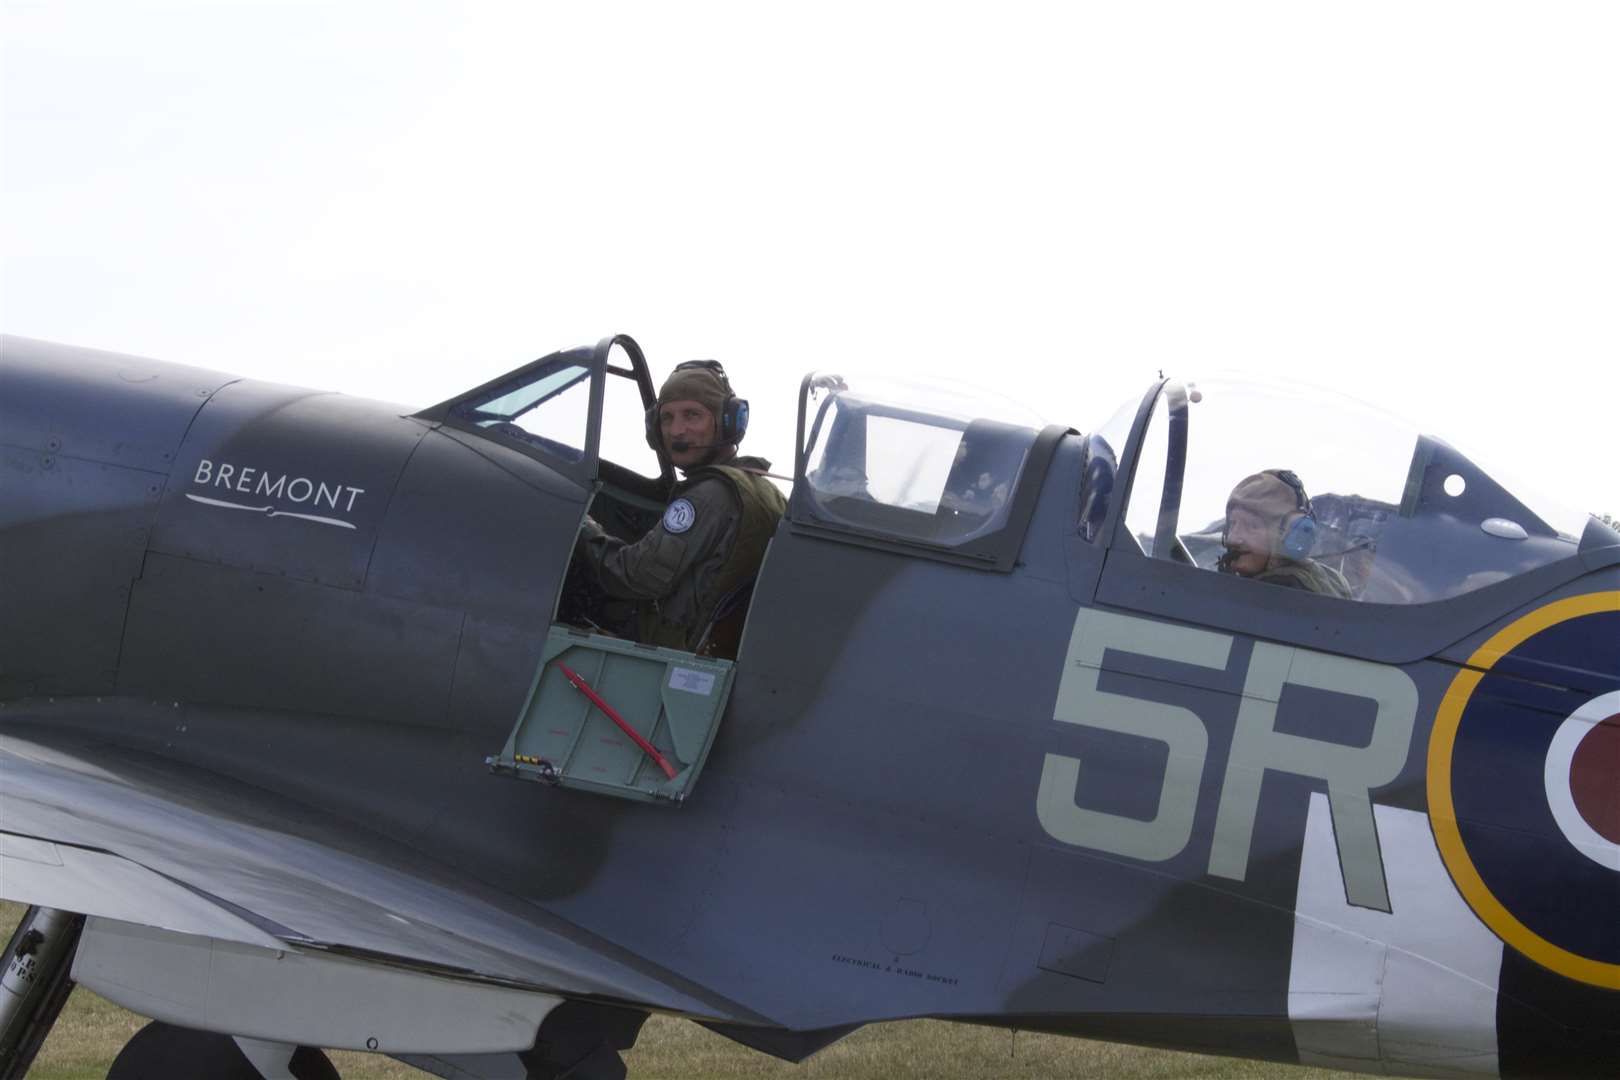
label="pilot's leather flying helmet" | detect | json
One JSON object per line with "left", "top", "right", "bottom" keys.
{"left": 1226, "top": 470, "right": 1317, "bottom": 560}
{"left": 643, "top": 361, "right": 750, "bottom": 451}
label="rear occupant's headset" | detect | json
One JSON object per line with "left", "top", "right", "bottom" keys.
{"left": 1268, "top": 468, "right": 1318, "bottom": 559}
{"left": 643, "top": 360, "right": 750, "bottom": 451}
{"left": 1220, "top": 468, "right": 1318, "bottom": 567}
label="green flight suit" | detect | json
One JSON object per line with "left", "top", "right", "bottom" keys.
{"left": 576, "top": 455, "right": 787, "bottom": 654}
{"left": 1254, "top": 557, "right": 1353, "bottom": 598}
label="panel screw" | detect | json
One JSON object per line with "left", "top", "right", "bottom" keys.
{"left": 47, "top": 437, "right": 61, "bottom": 452}
{"left": 41, "top": 456, "right": 54, "bottom": 469}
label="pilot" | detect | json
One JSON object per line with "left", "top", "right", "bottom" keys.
{"left": 1219, "top": 470, "right": 1352, "bottom": 598}
{"left": 574, "top": 361, "right": 787, "bottom": 657}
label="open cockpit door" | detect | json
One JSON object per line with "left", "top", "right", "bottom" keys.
{"left": 486, "top": 625, "right": 735, "bottom": 804}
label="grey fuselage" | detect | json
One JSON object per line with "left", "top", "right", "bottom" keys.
{"left": 2, "top": 335, "right": 1616, "bottom": 1077}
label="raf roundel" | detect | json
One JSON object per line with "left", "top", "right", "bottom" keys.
{"left": 1428, "top": 591, "right": 1620, "bottom": 990}
{"left": 1544, "top": 689, "right": 1620, "bottom": 873}
{"left": 662, "top": 498, "right": 696, "bottom": 535}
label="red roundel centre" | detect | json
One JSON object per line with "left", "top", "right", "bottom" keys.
{"left": 1569, "top": 714, "right": 1620, "bottom": 845}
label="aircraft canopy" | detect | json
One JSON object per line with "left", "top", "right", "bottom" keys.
{"left": 792, "top": 372, "right": 1057, "bottom": 567}
{"left": 1093, "top": 375, "right": 1606, "bottom": 604}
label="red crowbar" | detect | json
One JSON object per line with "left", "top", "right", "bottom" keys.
{"left": 555, "top": 662, "right": 678, "bottom": 780}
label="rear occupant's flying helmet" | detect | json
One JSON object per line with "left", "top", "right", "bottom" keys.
{"left": 1225, "top": 469, "right": 1318, "bottom": 562}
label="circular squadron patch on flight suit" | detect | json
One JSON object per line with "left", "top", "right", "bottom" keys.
{"left": 662, "top": 498, "right": 696, "bottom": 534}
{"left": 1428, "top": 591, "right": 1620, "bottom": 990}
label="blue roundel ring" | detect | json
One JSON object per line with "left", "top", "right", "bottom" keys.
{"left": 1428, "top": 592, "right": 1620, "bottom": 990}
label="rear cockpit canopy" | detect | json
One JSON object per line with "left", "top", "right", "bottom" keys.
{"left": 1088, "top": 374, "right": 1606, "bottom": 604}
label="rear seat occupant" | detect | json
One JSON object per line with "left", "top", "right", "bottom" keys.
{"left": 1218, "top": 469, "right": 1352, "bottom": 598}
{"left": 575, "top": 361, "right": 787, "bottom": 657}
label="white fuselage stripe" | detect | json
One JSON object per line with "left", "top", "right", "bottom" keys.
{"left": 1290, "top": 793, "right": 1502, "bottom": 1078}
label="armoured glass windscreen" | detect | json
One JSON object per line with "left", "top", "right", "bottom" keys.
{"left": 801, "top": 373, "right": 1042, "bottom": 547}
{"left": 451, "top": 361, "right": 590, "bottom": 462}
{"left": 1122, "top": 391, "right": 1170, "bottom": 556}
{"left": 1075, "top": 393, "right": 1140, "bottom": 543}
{"left": 600, "top": 343, "right": 659, "bottom": 479}
{"left": 1117, "top": 375, "right": 1590, "bottom": 604}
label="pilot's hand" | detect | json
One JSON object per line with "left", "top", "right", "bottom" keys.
{"left": 578, "top": 515, "right": 605, "bottom": 543}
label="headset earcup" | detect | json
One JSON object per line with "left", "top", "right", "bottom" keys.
{"left": 644, "top": 405, "right": 662, "bottom": 452}
{"left": 1281, "top": 514, "right": 1317, "bottom": 560}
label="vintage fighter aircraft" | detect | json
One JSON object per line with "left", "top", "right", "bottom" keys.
{"left": 0, "top": 332, "right": 1615, "bottom": 1080}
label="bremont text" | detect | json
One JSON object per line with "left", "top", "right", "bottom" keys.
{"left": 192, "top": 459, "right": 365, "bottom": 513}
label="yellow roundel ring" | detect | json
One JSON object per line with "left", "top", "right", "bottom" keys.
{"left": 1428, "top": 591, "right": 1620, "bottom": 990}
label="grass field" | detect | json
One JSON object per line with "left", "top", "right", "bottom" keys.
{"left": 4, "top": 902, "right": 1362, "bottom": 1079}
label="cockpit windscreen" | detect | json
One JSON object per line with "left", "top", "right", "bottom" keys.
{"left": 800, "top": 374, "right": 1045, "bottom": 548}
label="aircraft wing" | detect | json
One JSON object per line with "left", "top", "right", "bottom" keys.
{"left": 0, "top": 717, "right": 765, "bottom": 1034}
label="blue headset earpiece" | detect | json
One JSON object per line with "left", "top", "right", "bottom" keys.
{"left": 1280, "top": 514, "right": 1317, "bottom": 559}
{"left": 1268, "top": 469, "right": 1317, "bottom": 559}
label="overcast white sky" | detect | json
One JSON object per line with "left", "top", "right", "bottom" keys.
{"left": 3, "top": 2, "right": 1616, "bottom": 516}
